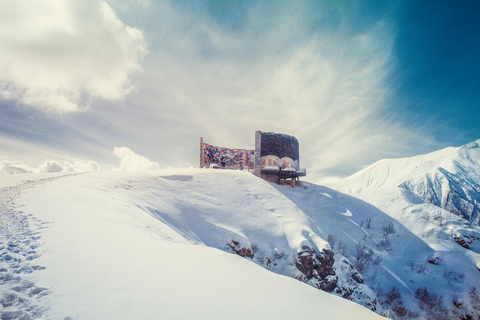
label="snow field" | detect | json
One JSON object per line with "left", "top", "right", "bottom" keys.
{"left": 13, "top": 170, "right": 383, "bottom": 319}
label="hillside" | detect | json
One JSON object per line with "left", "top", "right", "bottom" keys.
{"left": 1, "top": 165, "right": 479, "bottom": 319}
{"left": 328, "top": 140, "right": 480, "bottom": 319}
{"left": 1, "top": 170, "right": 383, "bottom": 320}
{"left": 337, "top": 139, "right": 480, "bottom": 226}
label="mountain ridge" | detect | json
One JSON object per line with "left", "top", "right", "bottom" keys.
{"left": 338, "top": 139, "right": 480, "bottom": 226}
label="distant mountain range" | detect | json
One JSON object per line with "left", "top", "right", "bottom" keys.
{"left": 339, "top": 139, "right": 480, "bottom": 227}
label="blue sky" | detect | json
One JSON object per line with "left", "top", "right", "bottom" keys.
{"left": 0, "top": 0, "right": 479, "bottom": 180}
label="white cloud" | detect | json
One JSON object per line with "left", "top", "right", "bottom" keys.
{"left": 39, "top": 160, "right": 64, "bottom": 173}
{"left": 0, "top": 160, "right": 34, "bottom": 174}
{"left": 0, "top": 2, "right": 439, "bottom": 180}
{"left": 38, "top": 159, "right": 100, "bottom": 173}
{"left": 113, "top": 147, "right": 159, "bottom": 171}
{"left": 63, "top": 161, "right": 101, "bottom": 173}
{"left": 127, "top": 4, "right": 415, "bottom": 178}
{"left": 0, "top": 158, "right": 100, "bottom": 174}
{"left": 0, "top": 0, "right": 147, "bottom": 113}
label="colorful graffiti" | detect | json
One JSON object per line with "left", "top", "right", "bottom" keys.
{"left": 260, "top": 155, "right": 298, "bottom": 171}
{"left": 201, "top": 142, "right": 254, "bottom": 170}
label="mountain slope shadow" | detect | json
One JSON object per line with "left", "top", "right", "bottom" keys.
{"left": 272, "top": 182, "right": 474, "bottom": 308}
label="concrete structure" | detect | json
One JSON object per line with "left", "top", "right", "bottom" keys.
{"left": 254, "top": 131, "right": 306, "bottom": 185}
{"left": 200, "top": 131, "right": 305, "bottom": 185}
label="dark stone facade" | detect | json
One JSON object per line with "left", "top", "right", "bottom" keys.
{"left": 258, "top": 131, "right": 299, "bottom": 160}
{"left": 254, "top": 131, "right": 301, "bottom": 178}
{"left": 200, "top": 131, "right": 305, "bottom": 183}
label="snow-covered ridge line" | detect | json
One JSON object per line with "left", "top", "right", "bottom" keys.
{"left": 339, "top": 139, "right": 480, "bottom": 226}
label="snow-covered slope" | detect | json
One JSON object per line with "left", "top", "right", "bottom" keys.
{"left": 328, "top": 140, "right": 480, "bottom": 319}
{"left": 339, "top": 139, "right": 480, "bottom": 226}
{"left": 2, "top": 167, "right": 480, "bottom": 319}
{"left": 0, "top": 170, "right": 383, "bottom": 320}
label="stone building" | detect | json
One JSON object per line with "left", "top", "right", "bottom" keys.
{"left": 200, "top": 131, "right": 306, "bottom": 185}
{"left": 254, "top": 131, "right": 306, "bottom": 184}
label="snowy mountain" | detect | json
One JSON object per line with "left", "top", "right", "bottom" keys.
{"left": 338, "top": 139, "right": 480, "bottom": 227}
{"left": 328, "top": 140, "right": 480, "bottom": 319}
{"left": 1, "top": 153, "right": 480, "bottom": 319}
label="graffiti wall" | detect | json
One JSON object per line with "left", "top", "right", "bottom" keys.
{"left": 200, "top": 132, "right": 305, "bottom": 180}
{"left": 200, "top": 140, "right": 254, "bottom": 170}
{"left": 259, "top": 155, "right": 298, "bottom": 170}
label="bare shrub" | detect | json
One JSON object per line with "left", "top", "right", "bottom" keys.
{"left": 373, "top": 255, "right": 382, "bottom": 266}
{"left": 414, "top": 287, "right": 447, "bottom": 319}
{"left": 424, "top": 212, "right": 431, "bottom": 222}
{"left": 382, "top": 222, "right": 396, "bottom": 238}
{"left": 355, "top": 241, "right": 373, "bottom": 273}
{"left": 337, "top": 239, "right": 346, "bottom": 255}
{"left": 417, "top": 262, "right": 427, "bottom": 274}
{"left": 425, "top": 229, "right": 436, "bottom": 238}
{"left": 365, "top": 217, "right": 372, "bottom": 229}
{"left": 327, "top": 234, "right": 336, "bottom": 248}
{"left": 369, "top": 269, "right": 378, "bottom": 285}
{"left": 378, "top": 238, "right": 390, "bottom": 251}
{"left": 434, "top": 212, "right": 446, "bottom": 227}
{"left": 378, "top": 222, "right": 396, "bottom": 251}
{"left": 470, "top": 286, "right": 480, "bottom": 311}
{"left": 384, "top": 286, "right": 408, "bottom": 319}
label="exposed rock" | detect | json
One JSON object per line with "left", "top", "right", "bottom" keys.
{"left": 427, "top": 257, "right": 440, "bottom": 265}
{"left": 227, "top": 241, "right": 254, "bottom": 258}
{"left": 295, "top": 246, "right": 336, "bottom": 292}
{"left": 351, "top": 270, "right": 364, "bottom": 283}
{"left": 318, "top": 275, "right": 338, "bottom": 292}
{"left": 266, "top": 257, "right": 271, "bottom": 267}
{"left": 366, "top": 298, "right": 377, "bottom": 312}
{"left": 400, "top": 167, "right": 480, "bottom": 226}
{"left": 341, "top": 258, "right": 364, "bottom": 283}
{"left": 452, "top": 300, "right": 462, "bottom": 308}
{"left": 335, "top": 287, "right": 354, "bottom": 300}
{"left": 454, "top": 236, "right": 471, "bottom": 249}
{"left": 236, "top": 247, "right": 254, "bottom": 258}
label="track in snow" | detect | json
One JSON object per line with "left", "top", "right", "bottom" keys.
{"left": 0, "top": 174, "right": 80, "bottom": 320}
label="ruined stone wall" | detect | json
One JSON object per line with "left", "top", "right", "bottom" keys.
{"left": 200, "top": 132, "right": 304, "bottom": 180}
{"left": 254, "top": 131, "right": 300, "bottom": 175}
{"left": 258, "top": 131, "right": 299, "bottom": 160}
